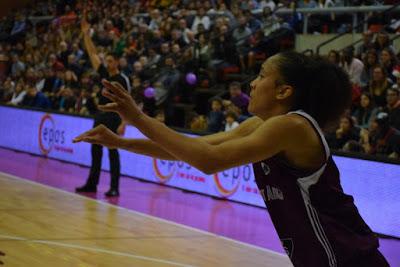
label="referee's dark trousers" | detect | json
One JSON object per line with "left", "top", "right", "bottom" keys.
{"left": 86, "top": 113, "right": 121, "bottom": 190}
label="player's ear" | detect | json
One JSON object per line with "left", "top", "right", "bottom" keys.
{"left": 276, "top": 85, "right": 293, "bottom": 100}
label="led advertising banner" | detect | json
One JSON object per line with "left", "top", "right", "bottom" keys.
{"left": 0, "top": 106, "right": 264, "bottom": 207}
{"left": 0, "top": 105, "right": 398, "bottom": 237}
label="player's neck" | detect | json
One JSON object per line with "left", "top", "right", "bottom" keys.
{"left": 258, "top": 105, "right": 291, "bottom": 121}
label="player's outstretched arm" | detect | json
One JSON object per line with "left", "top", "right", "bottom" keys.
{"left": 73, "top": 80, "right": 297, "bottom": 174}
{"left": 73, "top": 117, "right": 263, "bottom": 161}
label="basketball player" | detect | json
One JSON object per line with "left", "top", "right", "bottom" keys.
{"left": 74, "top": 52, "right": 389, "bottom": 267}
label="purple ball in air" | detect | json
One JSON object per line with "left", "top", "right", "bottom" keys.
{"left": 144, "top": 87, "right": 155, "bottom": 98}
{"left": 186, "top": 72, "right": 197, "bottom": 85}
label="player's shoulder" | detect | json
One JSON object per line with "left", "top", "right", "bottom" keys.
{"left": 257, "top": 113, "right": 315, "bottom": 140}
{"left": 232, "top": 116, "right": 264, "bottom": 137}
{"left": 262, "top": 113, "right": 309, "bottom": 127}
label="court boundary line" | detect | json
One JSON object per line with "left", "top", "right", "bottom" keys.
{"left": 0, "top": 171, "right": 287, "bottom": 258}
{"left": 0, "top": 234, "right": 194, "bottom": 267}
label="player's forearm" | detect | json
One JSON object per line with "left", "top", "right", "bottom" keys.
{"left": 119, "top": 138, "right": 176, "bottom": 160}
{"left": 131, "top": 115, "right": 218, "bottom": 173}
{"left": 114, "top": 127, "right": 234, "bottom": 161}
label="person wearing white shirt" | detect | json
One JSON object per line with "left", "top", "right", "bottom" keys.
{"left": 340, "top": 47, "right": 364, "bottom": 86}
{"left": 8, "top": 81, "right": 26, "bottom": 105}
{"left": 191, "top": 7, "right": 211, "bottom": 34}
{"left": 224, "top": 111, "right": 240, "bottom": 132}
{"left": 259, "top": 0, "right": 276, "bottom": 11}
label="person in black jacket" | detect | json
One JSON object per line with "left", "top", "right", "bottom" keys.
{"left": 75, "top": 13, "right": 130, "bottom": 197}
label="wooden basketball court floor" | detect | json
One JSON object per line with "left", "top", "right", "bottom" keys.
{"left": 0, "top": 172, "right": 293, "bottom": 267}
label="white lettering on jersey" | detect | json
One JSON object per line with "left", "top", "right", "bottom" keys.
{"left": 261, "top": 162, "right": 270, "bottom": 175}
{"left": 260, "top": 185, "right": 284, "bottom": 201}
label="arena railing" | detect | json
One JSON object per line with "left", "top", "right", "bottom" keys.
{"left": 315, "top": 3, "right": 400, "bottom": 55}
{"left": 2, "top": 103, "right": 399, "bottom": 166}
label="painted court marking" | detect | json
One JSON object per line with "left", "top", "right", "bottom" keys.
{"left": 0, "top": 171, "right": 287, "bottom": 258}
{"left": 0, "top": 234, "right": 194, "bottom": 267}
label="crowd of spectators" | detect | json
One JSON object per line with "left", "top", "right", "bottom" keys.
{"left": 325, "top": 30, "right": 400, "bottom": 159}
{"left": 0, "top": 0, "right": 399, "bottom": 159}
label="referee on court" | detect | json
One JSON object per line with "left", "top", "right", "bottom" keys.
{"left": 76, "top": 13, "right": 130, "bottom": 197}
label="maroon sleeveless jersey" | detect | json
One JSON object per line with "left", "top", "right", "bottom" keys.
{"left": 253, "top": 111, "right": 386, "bottom": 267}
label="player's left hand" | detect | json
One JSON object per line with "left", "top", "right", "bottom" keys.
{"left": 73, "top": 124, "right": 122, "bottom": 149}
{"left": 100, "top": 80, "right": 143, "bottom": 125}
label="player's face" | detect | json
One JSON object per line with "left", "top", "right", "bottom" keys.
{"left": 248, "top": 55, "right": 290, "bottom": 118}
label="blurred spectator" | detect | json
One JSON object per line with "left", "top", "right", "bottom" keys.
{"left": 75, "top": 88, "right": 96, "bottom": 115}
{"left": 245, "top": 30, "right": 268, "bottom": 72}
{"left": 149, "top": 9, "right": 162, "bottom": 31}
{"left": 10, "top": 53, "right": 25, "bottom": 78}
{"left": 8, "top": 80, "right": 26, "bottom": 105}
{"left": 367, "top": 65, "right": 392, "bottom": 107}
{"left": 21, "top": 85, "right": 50, "bottom": 109}
{"left": 224, "top": 111, "right": 240, "bottom": 131}
{"left": 327, "top": 50, "right": 340, "bottom": 66}
{"left": 360, "top": 49, "right": 379, "bottom": 87}
{"left": 57, "top": 87, "right": 76, "bottom": 113}
{"left": 259, "top": 0, "right": 276, "bottom": 11}
{"left": 356, "top": 31, "right": 374, "bottom": 60}
{"left": 374, "top": 31, "right": 395, "bottom": 55}
{"left": 207, "top": 97, "right": 224, "bottom": 133}
{"left": 211, "top": 24, "right": 237, "bottom": 66}
{"left": 327, "top": 115, "right": 360, "bottom": 150}
{"left": 352, "top": 92, "right": 378, "bottom": 129}
{"left": 191, "top": 7, "right": 211, "bottom": 34}
{"left": 340, "top": 46, "right": 364, "bottom": 86}
{"left": 66, "top": 54, "right": 83, "bottom": 78}
{"left": 392, "top": 67, "right": 400, "bottom": 89}
{"left": 0, "top": 77, "right": 15, "bottom": 102}
{"left": 380, "top": 48, "right": 398, "bottom": 82}
{"left": 361, "top": 112, "right": 400, "bottom": 158}
{"left": 244, "top": 10, "right": 262, "bottom": 33}
{"left": 225, "top": 81, "right": 250, "bottom": 116}
{"left": 382, "top": 88, "right": 400, "bottom": 130}
{"left": 194, "top": 33, "right": 211, "bottom": 69}
{"left": 262, "top": 6, "right": 281, "bottom": 37}
{"left": 233, "top": 16, "right": 252, "bottom": 49}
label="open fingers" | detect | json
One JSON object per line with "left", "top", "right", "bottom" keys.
{"left": 101, "top": 88, "right": 120, "bottom": 103}
{"left": 102, "top": 80, "right": 128, "bottom": 98}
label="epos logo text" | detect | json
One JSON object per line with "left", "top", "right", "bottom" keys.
{"left": 38, "top": 114, "right": 71, "bottom": 155}
{"left": 153, "top": 158, "right": 176, "bottom": 183}
{"left": 213, "top": 165, "right": 252, "bottom": 197}
{"left": 152, "top": 159, "right": 206, "bottom": 184}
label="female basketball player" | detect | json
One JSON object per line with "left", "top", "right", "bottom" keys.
{"left": 74, "top": 52, "right": 389, "bottom": 267}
